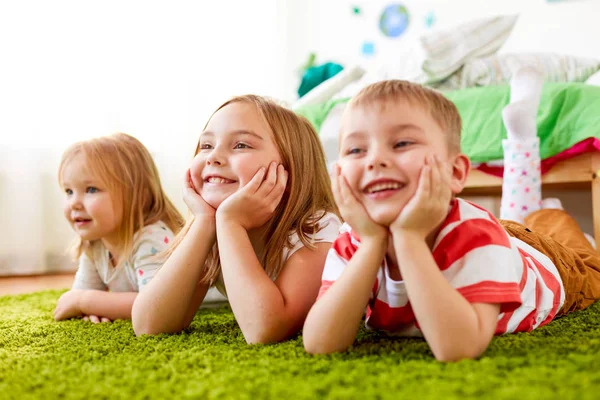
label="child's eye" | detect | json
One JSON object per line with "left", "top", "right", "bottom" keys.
{"left": 234, "top": 142, "right": 251, "bottom": 149}
{"left": 86, "top": 187, "right": 99, "bottom": 194}
{"left": 394, "top": 141, "right": 412, "bottom": 149}
{"left": 200, "top": 143, "right": 213, "bottom": 150}
{"left": 345, "top": 148, "right": 363, "bottom": 155}
{"left": 65, "top": 188, "right": 73, "bottom": 196}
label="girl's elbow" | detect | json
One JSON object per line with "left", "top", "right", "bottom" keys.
{"left": 243, "top": 327, "right": 286, "bottom": 345}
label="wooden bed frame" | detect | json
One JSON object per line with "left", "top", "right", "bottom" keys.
{"left": 462, "top": 152, "right": 600, "bottom": 250}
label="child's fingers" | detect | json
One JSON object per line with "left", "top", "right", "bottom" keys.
{"left": 434, "top": 157, "right": 453, "bottom": 202}
{"left": 101, "top": 317, "right": 111, "bottom": 323}
{"left": 415, "top": 157, "right": 432, "bottom": 200}
{"left": 89, "top": 315, "right": 100, "bottom": 324}
{"left": 257, "top": 162, "right": 278, "bottom": 195}
{"left": 265, "top": 166, "right": 288, "bottom": 206}
{"left": 245, "top": 166, "right": 267, "bottom": 194}
{"left": 184, "top": 169, "right": 192, "bottom": 188}
{"left": 331, "top": 165, "right": 342, "bottom": 202}
{"left": 430, "top": 156, "right": 442, "bottom": 193}
{"left": 83, "top": 316, "right": 89, "bottom": 322}
{"left": 339, "top": 175, "right": 357, "bottom": 204}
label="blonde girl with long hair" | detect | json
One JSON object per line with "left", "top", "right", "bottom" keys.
{"left": 54, "top": 133, "right": 184, "bottom": 323}
{"left": 132, "top": 95, "right": 341, "bottom": 343}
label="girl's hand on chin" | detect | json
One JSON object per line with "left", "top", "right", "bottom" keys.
{"left": 183, "top": 169, "right": 216, "bottom": 219}
{"left": 216, "top": 162, "right": 288, "bottom": 231}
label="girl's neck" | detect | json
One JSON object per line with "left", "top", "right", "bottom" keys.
{"left": 101, "top": 235, "right": 121, "bottom": 267}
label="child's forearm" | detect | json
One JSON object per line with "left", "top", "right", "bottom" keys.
{"left": 216, "top": 220, "right": 294, "bottom": 344}
{"left": 132, "top": 219, "right": 213, "bottom": 336}
{"left": 79, "top": 291, "right": 137, "bottom": 320}
{"left": 393, "top": 231, "right": 498, "bottom": 362}
{"left": 303, "top": 238, "right": 387, "bottom": 354}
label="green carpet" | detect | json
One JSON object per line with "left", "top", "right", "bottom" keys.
{"left": 1, "top": 290, "right": 599, "bottom": 400}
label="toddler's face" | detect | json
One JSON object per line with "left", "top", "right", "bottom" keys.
{"left": 190, "top": 102, "right": 282, "bottom": 209}
{"left": 337, "top": 100, "right": 453, "bottom": 226}
{"left": 61, "top": 154, "right": 122, "bottom": 243}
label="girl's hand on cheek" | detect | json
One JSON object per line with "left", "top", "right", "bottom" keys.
{"left": 183, "top": 169, "right": 216, "bottom": 220}
{"left": 216, "top": 162, "right": 288, "bottom": 230}
{"left": 390, "top": 155, "right": 452, "bottom": 240}
{"left": 333, "top": 164, "right": 387, "bottom": 241}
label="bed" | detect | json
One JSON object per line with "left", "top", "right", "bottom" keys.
{"left": 464, "top": 152, "right": 600, "bottom": 249}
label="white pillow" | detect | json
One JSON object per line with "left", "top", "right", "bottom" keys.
{"left": 417, "top": 14, "right": 519, "bottom": 84}
{"left": 587, "top": 70, "right": 600, "bottom": 86}
{"left": 435, "top": 53, "right": 600, "bottom": 90}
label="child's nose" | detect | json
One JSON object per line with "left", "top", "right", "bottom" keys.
{"left": 69, "top": 195, "right": 83, "bottom": 209}
{"left": 367, "top": 151, "right": 390, "bottom": 170}
{"left": 206, "top": 148, "right": 226, "bottom": 166}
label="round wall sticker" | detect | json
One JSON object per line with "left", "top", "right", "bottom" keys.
{"left": 378, "top": 4, "right": 410, "bottom": 38}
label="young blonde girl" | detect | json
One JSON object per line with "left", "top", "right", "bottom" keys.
{"left": 54, "top": 133, "right": 184, "bottom": 323}
{"left": 132, "top": 95, "right": 341, "bottom": 343}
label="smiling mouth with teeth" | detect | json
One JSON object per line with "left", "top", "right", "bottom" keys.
{"left": 364, "top": 182, "right": 404, "bottom": 194}
{"left": 205, "top": 177, "right": 236, "bottom": 184}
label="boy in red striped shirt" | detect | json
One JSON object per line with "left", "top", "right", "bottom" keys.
{"left": 303, "top": 73, "right": 600, "bottom": 361}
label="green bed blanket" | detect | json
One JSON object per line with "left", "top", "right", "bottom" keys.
{"left": 295, "top": 83, "right": 600, "bottom": 163}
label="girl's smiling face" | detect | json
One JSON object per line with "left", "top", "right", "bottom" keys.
{"left": 190, "top": 101, "right": 283, "bottom": 209}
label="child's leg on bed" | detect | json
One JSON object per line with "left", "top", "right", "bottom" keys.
{"left": 500, "top": 66, "right": 544, "bottom": 223}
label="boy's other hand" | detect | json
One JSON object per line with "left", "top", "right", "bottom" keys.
{"left": 333, "top": 164, "right": 387, "bottom": 241}
{"left": 391, "top": 155, "right": 452, "bottom": 240}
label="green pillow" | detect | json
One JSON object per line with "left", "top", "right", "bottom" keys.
{"left": 295, "top": 83, "right": 600, "bottom": 163}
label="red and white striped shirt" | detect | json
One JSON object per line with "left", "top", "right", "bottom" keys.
{"left": 318, "top": 198, "right": 565, "bottom": 336}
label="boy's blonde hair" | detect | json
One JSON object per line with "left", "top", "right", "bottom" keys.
{"left": 166, "top": 94, "right": 340, "bottom": 285}
{"left": 349, "top": 80, "right": 462, "bottom": 153}
{"left": 58, "top": 133, "right": 185, "bottom": 261}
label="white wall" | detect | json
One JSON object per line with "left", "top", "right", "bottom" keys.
{"left": 0, "top": 0, "right": 289, "bottom": 274}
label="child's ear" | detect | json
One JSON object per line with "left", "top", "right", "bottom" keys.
{"left": 449, "top": 153, "right": 471, "bottom": 195}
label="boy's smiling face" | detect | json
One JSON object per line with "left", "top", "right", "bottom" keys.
{"left": 338, "top": 99, "right": 468, "bottom": 226}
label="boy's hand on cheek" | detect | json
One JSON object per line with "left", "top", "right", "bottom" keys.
{"left": 333, "top": 164, "right": 387, "bottom": 241}
{"left": 183, "top": 169, "right": 216, "bottom": 219}
{"left": 217, "top": 162, "right": 288, "bottom": 231}
{"left": 390, "top": 156, "right": 452, "bottom": 240}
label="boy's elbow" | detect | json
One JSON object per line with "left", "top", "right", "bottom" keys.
{"left": 303, "top": 332, "right": 348, "bottom": 355}
{"left": 433, "top": 345, "right": 486, "bottom": 363}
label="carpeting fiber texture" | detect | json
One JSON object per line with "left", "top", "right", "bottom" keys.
{"left": 1, "top": 290, "right": 599, "bottom": 399}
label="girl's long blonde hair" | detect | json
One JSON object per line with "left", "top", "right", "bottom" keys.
{"left": 167, "top": 95, "right": 340, "bottom": 285}
{"left": 58, "top": 133, "right": 185, "bottom": 261}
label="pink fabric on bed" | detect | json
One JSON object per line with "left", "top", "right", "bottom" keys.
{"left": 476, "top": 138, "right": 600, "bottom": 177}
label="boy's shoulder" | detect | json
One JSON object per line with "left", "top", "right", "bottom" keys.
{"left": 435, "top": 197, "right": 511, "bottom": 252}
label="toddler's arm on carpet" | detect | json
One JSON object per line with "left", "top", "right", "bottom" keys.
{"left": 54, "top": 289, "right": 137, "bottom": 321}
